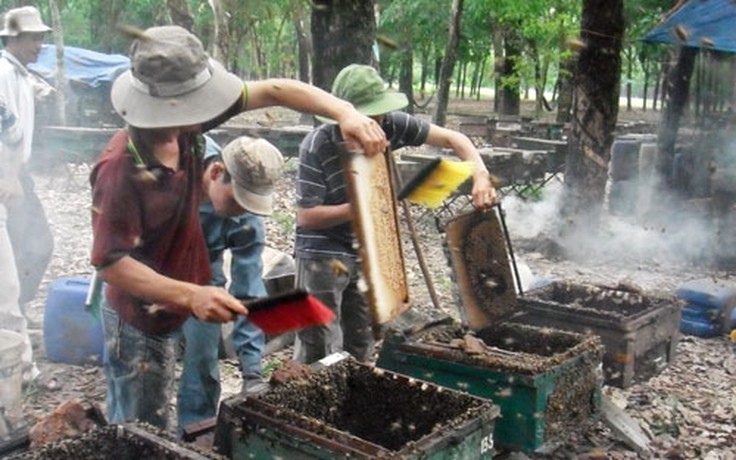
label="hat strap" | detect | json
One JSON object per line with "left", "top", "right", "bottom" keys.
{"left": 129, "top": 66, "right": 211, "bottom": 97}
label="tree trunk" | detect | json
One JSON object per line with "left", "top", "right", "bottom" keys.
{"left": 433, "top": 0, "right": 463, "bottom": 126}
{"left": 420, "top": 47, "right": 429, "bottom": 99}
{"left": 694, "top": 52, "right": 702, "bottom": 117}
{"left": 49, "top": 0, "right": 65, "bottom": 126}
{"left": 641, "top": 58, "right": 650, "bottom": 111}
{"left": 559, "top": 0, "right": 624, "bottom": 249}
{"left": 626, "top": 46, "right": 633, "bottom": 111}
{"left": 531, "top": 43, "right": 542, "bottom": 113}
{"left": 537, "top": 52, "right": 551, "bottom": 114}
{"left": 291, "top": 1, "right": 311, "bottom": 84}
{"left": 656, "top": 46, "right": 697, "bottom": 189}
{"left": 399, "top": 39, "right": 414, "bottom": 114}
{"left": 492, "top": 27, "right": 503, "bottom": 113}
{"left": 498, "top": 29, "right": 521, "bottom": 116}
{"left": 166, "top": 0, "right": 194, "bottom": 31}
{"left": 556, "top": 51, "right": 575, "bottom": 123}
{"left": 208, "top": 0, "right": 230, "bottom": 63}
{"left": 470, "top": 57, "right": 481, "bottom": 98}
{"left": 653, "top": 59, "right": 668, "bottom": 111}
{"left": 476, "top": 54, "right": 487, "bottom": 101}
{"left": 311, "top": 0, "right": 376, "bottom": 92}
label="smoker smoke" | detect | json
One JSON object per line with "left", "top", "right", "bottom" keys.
{"left": 502, "top": 176, "right": 713, "bottom": 267}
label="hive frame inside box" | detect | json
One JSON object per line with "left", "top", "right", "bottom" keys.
{"left": 376, "top": 209, "right": 604, "bottom": 453}
{"left": 519, "top": 282, "right": 682, "bottom": 388}
{"left": 214, "top": 358, "right": 500, "bottom": 459}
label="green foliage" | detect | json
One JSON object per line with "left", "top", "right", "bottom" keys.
{"left": 0, "top": 0, "right": 679, "bottom": 108}
{"left": 271, "top": 211, "right": 295, "bottom": 234}
{"left": 263, "top": 356, "right": 283, "bottom": 379}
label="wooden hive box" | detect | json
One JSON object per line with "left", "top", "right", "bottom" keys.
{"left": 518, "top": 281, "right": 682, "bottom": 388}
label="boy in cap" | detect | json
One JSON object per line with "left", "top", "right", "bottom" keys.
{"left": 294, "top": 64, "right": 497, "bottom": 364}
{"left": 0, "top": 6, "right": 54, "bottom": 380}
{"left": 177, "top": 136, "right": 281, "bottom": 431}
{"left": 91, "top": 26, "right": 387, "bottom": 429}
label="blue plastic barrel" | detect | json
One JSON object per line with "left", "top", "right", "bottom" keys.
{"left": 43, "top": 277, "right": 104, "bottom": 365}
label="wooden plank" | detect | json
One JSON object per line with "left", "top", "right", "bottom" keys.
{"left": 601, "top": 394, "right": 652, "bottom": 458}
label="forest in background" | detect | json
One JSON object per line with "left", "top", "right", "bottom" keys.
{"left": 0, "top": 0, "right": 699, "bottom": 117}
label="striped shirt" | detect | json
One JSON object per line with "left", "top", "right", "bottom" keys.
{"left": 295, "top": 111, "right": 430, "bottom": 259}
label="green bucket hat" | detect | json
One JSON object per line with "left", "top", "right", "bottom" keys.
{"left": 317, "top": 64, "right": 408, "bottom": 124}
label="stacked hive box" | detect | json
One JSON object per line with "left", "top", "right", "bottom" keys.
{"left": 519, "top": 282, "right": 682, "bottom": 388}
{"left": 214, "top": 357, "right": 500, "bottom": 459}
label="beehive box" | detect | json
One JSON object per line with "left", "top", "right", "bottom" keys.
{"left": 518, "top": 282, "right": 682, "bottom": 388}
{"left": 213, "top": 358, "right": 500, "bottom": 459}
{"left": 377, "top": 209, "right": 603, "bottom": 453}
{"left": 7, "top": 424, "right": 222, "bottom": 459}
{"left": 377, "top": 321, "right": 602, "bottom": 453}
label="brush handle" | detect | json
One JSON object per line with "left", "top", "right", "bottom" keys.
{"left": 243, "top": 289, "right": 309, "bottom": 312}
{"left": 397, "top": 157, "right": 442, "bottom": 200}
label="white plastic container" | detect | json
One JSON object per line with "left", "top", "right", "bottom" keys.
{"left": 0, "top": 329, "right": 25, "bottom": 424}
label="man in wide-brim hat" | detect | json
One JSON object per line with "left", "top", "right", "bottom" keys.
{"left": 0, "top": 5, "right": 54, "bottom": 383}
{"left": 90, "top": 25, "right": 388, "bottom": 430}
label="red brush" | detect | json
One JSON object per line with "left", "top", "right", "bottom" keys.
{"left": 244, "top": 290, "right": 335, "bottom": 336}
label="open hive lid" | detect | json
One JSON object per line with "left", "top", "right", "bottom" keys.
{"left": 343, "top": 151, "right": 410, "bottom": 324}
{"left": 443, "top": 208, "right": 518, "bottom": 331}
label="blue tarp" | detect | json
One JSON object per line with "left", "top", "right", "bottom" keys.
{"left": 28, "top": 44, "right": 129, "bottom": 88}
{"left": 643, "top": 0, "right": 736, "bottom": 53}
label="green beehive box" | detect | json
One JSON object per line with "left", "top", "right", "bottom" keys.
{"left": 214, "top": 357, "right": 500, "bottom": 459}
{"left": 376, "top": 322, "right": 602, "bottom": 453}
{"left": 6, "top": 424, "right": 223, "bottom": 459}
{"left": 376, "top": 209, "right": 603, "bottom": 453}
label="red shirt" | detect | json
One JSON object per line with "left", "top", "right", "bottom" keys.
{"left": 90, "top": 130, "right": 212, "bottom": 334}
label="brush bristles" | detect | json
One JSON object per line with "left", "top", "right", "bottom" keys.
{"left": 406, "top": 160, "right": 475, "bottom": 208}
{"left": 247, "top": 294, "right": 335, "bottom": 336}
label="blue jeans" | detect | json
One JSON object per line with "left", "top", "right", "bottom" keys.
{"left": 293, "top": 256, "right": 373, "bottom": 364}
{"left": 177, "top": 314, "right": 264, "bottom": 430}
{"left": 101, "top": 302, "right": 177, "bottom": 430}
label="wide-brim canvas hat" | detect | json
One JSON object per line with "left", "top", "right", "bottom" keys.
{"left": 222, "top": 136, "right": 284, "bottom": 216}
{"left": 111, "top": 25, "right": 243, "bottom": 129}
{"left": 0, "top": 6, "right": 51, "bottom": 36}
{"left": 316, "top": 64, "right": 408, "bottom": 124}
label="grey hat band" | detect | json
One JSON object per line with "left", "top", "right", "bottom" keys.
{"left": 129, "top": 65, "right": 212, "bottom": 97}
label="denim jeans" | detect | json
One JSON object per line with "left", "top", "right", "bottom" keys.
{"left": 101, "top": 301, "right": 177, "bottom": 430}
{"left": 293, "top": 256, "right": 373, "bottom": 364}
{"left": 177, "top": 314, "right": 264, "bottom": 430}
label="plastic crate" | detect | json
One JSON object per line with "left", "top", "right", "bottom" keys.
{"left": 214, "top": 357, "right": 500, "bottom": 459}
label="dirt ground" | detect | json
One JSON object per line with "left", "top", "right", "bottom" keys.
{"left": 5, "top": 97, "right": 736, "bottom": 459}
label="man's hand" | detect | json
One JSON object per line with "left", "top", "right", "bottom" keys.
{"left": 188, "top": 285, "right": 248, "bottom": 323}
{"left": 471, "top": 170, "right": 498, "bottom": 210}
{"left": 336, "top": 111, "right": 388, "bottom": 157}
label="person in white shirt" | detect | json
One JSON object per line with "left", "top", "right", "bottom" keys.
{"left": 0, "top": 6, "right": 54, "bottom": 381}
